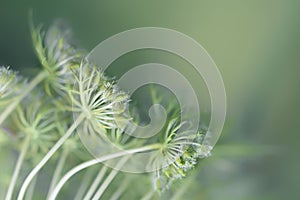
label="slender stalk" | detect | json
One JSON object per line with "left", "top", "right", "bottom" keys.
{"left": 46, "top": 149, "right": 68, "bottom": 199}
{"left": 74, "top": 169, "right": 95, "bottom": 200}
{"left": 141, "top": 190, "right": 155, "bottom": 200}
{"left": 108, "top": 177, "right": 130, "bottom": 200}
{"left": 25, "top": 176, "right": 37, "bottom": 200}
{"left": 49, "top": 144, "right": 162, "bottom": 200}
{"left": 5, "top": 136, "right": 30, "bottom": 200}
{"left": 83, "top": 166, "right": 108, "bottom": 200}
{"left": 170, "top": 169, "right": 195, "bottom": 200}
{"left": 0, "top": 70, "right": 48, "bottom": 126}
{"left": 92, "top": 156, "right": 129, "bottom": 200}
{"left": 17, "top": 113, "right": 85, "bottom": 200}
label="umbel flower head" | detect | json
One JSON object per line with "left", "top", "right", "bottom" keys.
{"left": 0, "top": 66, "right": 22, "bottom": 100}
{"left": 69, "top": 60, "right": 129, "bottom": 138}
{"left": 30, "top": 19, "right": 85, "bottom": 96}
{"left": 12, "top": 93, "right": 59, "bottom": 162}
{"left": 152, "top": 118, "right": 212, "bottom": 192}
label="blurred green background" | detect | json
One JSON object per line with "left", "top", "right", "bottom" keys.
{"left": 0, "top": 0, "right": 299, "bottom": 199}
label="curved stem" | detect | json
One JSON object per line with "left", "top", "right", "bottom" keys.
{"left": 141, "top": 190, "right": 155, "bottom": 200}
{"left": 17, "top": 113, "right": 85, "bottom": 200}
{"left": 83, "top": 166, "right": 107, "bottom": 200}
{"left": 0, "top": 70, "right": 48, "bottom": 126}
{"left": 46, "top": 149, "right": 68, "bottom": 199}
{"left": 170, "top": 168, "right": 196, "bottom": 200}
{"left": 5, "top": 136, "right": 30, "bottom": 200}
{"left": 108, "top": 176, "right": 130, "bottom": 200}
{"left": 92, "top": 156, "right": 129, "bottom": 200}
{"left": 49, "top": 144, "right": 161, "bottom": 200}
{"left": 25, "top": 176, "right": 37, "bottom": 200}
{"left": 74, "top": 169, "right": 95, "bottom": 200}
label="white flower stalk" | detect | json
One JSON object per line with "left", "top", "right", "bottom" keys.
{"left": 49, "top": 143, "right": 162, "bottom": 200}
{"left": 5, "top": 93, "right": 58, "bottom": 200}
{"left": 18, "top": 60, "right": 129, "bottom": 200}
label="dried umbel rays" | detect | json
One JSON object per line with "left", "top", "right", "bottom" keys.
{"left": 1, "top": 20, "right": 211, "bottom": 200}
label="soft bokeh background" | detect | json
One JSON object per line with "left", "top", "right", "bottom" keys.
{"left": 1, "top": 0, "right": 299, "bottom": 199}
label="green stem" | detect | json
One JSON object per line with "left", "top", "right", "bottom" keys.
{"left": 83, "top": 166, "right": 108, "bottom": 200}
{"left": 46, "top": 149, "right": 68, "bottom": 199}
{"left": 170, "top": 169, "right": 196, "bottom": 200}
{"left": 74, "top": 169, "right": 95, "bottom": 200}
{"left": 25, "top": 176, "right": 37, "bottom": 200}
{"left": 141, "top": 190, "right": 155, "bottom": 200}
{"left": 49, "top": 144, "right": 162, "bottom": 200}
{"left": 92, "top": 156, "right": 129, "bottom": 200}
{"left": 0, "top": 70, "right": 48, "bottom": 126}
{"left": 108, "top": 177, "right": 131, "bottom": 200}
{"left": 17, "top": 113, "right": 85, "bottom": 200}
{"left": 5, "top": 136, "right": 30, "bottom": 200}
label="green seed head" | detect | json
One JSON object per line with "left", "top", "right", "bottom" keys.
{"left": 152, "top": 118, "right": 211, "bottom": 191}
{"left": 0, "top": 66, "right": 24, "bottom": 109}
{"left": 0, "top": 67, "right": 18, "bottom": 98}
{"left": 30, "top": 20, "right": 85, "bottom": 96}
{"left": 70, "top": 60, "right": 130, "bottom": 138}
{"left": 13, "top": 93, "right": 59, "bottom": 161}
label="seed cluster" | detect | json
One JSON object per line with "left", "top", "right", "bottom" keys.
{"left": 0, "top": 19, "right": 211, "bottom": 199}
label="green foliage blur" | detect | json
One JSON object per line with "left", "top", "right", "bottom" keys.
{"left": 0, "top": 0, "right": 299, "bottom": 199}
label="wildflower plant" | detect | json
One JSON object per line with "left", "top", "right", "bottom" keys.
{"left": 0, "top": 67, "right": 24, "bottom": 109}
{"left": 13, "top": 94, "right": 59, "bottom": 160}
{"left": 30, "top": 19, "right": 84, "bottom": 96}
{"left": 0, "top": 17, "right": 215, "bottom": 200}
